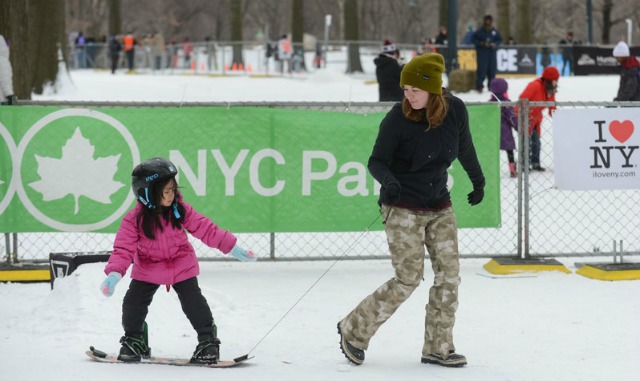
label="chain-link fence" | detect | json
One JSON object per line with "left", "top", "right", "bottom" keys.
{"left": 2, "top": 100, "right": 638, "bottom": 263}
{"left": 517, "top": 100, "right": 640, "bottom": 257}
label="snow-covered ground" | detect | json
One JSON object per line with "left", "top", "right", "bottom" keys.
{"left": 33, "top": 63, "right": 620, "bottom": 104}
{"left": 2, "top": 259, "right": 638, "bottom": 381}
{"left": 1, "top": 64, "right": 638, "bottom": 381}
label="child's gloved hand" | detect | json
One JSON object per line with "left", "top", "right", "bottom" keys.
{"left": 100, "top": 272, "right": 122, "bottom": 297}
{"left": 229, "top": 245, "right": 257, "bottom": 262}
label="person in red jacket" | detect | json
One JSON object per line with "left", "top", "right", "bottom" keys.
{"left": 612, "top": 41, "right": 640, "bottom": 101}
{"left": 100, "top": 157, "right": 256, "bottom": 364}
{"left": 518, "top": 66, "right": 559, "bottom": 171}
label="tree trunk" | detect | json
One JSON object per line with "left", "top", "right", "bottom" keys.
{"left": 601, "top": 0, "right": 613, "bottom": 44}
{"left": 497, "top": 0, "right": 510, "bottom": 42}
{"left": 229, "top": 0, "right": 243, "bottom": 65}
{"left": 30, "top": 1, "right": 65, "bottom": 95}
{"left": 0, "top": 0, "right": 65, "bottom": 99}
{"left": 439, "top": 0, "right": 448, "bottom": 31}
{"left": 516, "top": 0, "right": 532, "bottom": 44}
{"left": 108, "top": 0, "right": 122, "bottom": 36}
{"left": 344, "top": 0, "right": 362, "bottom": 73}
{"left": 291, "top": 0, "right": 306, "bottom": 69}
{"left": 292, "top": 0, "right": 304, "bottom": 45}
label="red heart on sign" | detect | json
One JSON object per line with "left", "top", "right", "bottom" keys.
{"left": 609, "top": 120, "right": 634, "bottom": 143}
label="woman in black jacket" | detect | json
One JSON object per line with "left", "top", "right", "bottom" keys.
{"left": 374, "top": 40, "right": 404, "bottom": 102}
{"left": 338, "top": 53, "right": 485, "bottom": 368}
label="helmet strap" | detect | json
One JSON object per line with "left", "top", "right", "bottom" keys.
{"left": 172, "top": 203, "right": 181, "bottom": 219}
{"left": 138, "top": 187, "right": 156, "bottom": 209}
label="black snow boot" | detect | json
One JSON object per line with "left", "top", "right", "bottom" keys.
{"left": 421, "top": 351, "right": 467, "bottom": 367}
{"left": 190, "top": 337, "right": 221, "bottom": 364}
{"left": 337, "top": 322, "right": 365, "bottom": 365}
{"left": 117, "top": 335, "right": 151, "bottom": 362}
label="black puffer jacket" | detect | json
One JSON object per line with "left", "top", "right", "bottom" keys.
{"left": 614, "top": 57, "right": 640, "bottom": 101}
{"left": 368, "top": 92, "right": 485, "bottom": 209}
{"left": 374, "top": 54, "right": 403, "bottom": 102}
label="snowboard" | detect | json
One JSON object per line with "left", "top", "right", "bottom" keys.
{"left": 86, "top": 346, "right": 252, "bottom": 368}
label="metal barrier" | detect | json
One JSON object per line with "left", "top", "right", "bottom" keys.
{"left": 2, "top": 100, "right": 639, "bottom": 263}
{"left": 66, "top": 40, "right": 580, "bottom": 76}
{"left": 518, "top": 100, "right": 639, "bottom": 257}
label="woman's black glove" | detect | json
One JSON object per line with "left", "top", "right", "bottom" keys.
{"left": 467, "top": 188, "right": 484, "bottom": 206}
{"left": 383, "top": 183, "right": 401, "bottom": 204}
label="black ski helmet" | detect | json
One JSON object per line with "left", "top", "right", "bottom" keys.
{"left": 131, "top": 157, "right": 178, "bottom": 209}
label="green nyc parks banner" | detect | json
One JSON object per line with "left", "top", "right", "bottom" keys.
{"left": 0, "top": 106, "right": 499, "bottom": 233}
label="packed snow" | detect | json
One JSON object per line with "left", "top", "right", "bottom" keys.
{"left": 1, "top": 62, "right": 638, "bottom": 381}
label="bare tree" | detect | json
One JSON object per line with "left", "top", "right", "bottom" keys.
{"left": 292, "top": 0, "right": 304, "bottom": 43}
{"left": 439, "top": 0, "right": 448, "bottom": 32}
{"left": 600, "top": 0, "right": 627, "bottom": 44}
{"left": 108, "top": 0, "right": 121, "bottom": 36}
{"left": 1, "top": 1, "right": 66, "bottom": 99}
{"left": 496, "top": 0, "right": 510, "bottom": 41}
{"left": 229, "top": 0, "right": 244, "bottom": 65}
{"left": 516, "top": 0, "right": 532, "bottom": 44}
{"left": 344, "top": 0, "right": 362, "bottom": 72}
{"left": 66, "top": 0, "right": 109, "bottom": 39}
{"left": 55, "top": 0, "right": 640, "bottom": 59}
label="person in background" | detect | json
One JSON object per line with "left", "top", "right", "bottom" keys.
{"left": 142, "top": 34, "right": 153, "bottom": 69}
{"left": 74, "top": 31, "right": 87, "bottom": 69}
{"left": 100, "top": 157, "right": 256, "bottom": 364}
{"left": 182, "top": 37, "right": 193, "bottom": 69}
{"left": 0, "top": 34, "right": 16, "bottom": 105}
{"left": 314, "top": 41, "right": 323, "bottom": 69}
{"left": 205, "top": 36, "right": 218, "bottom": 72}
{"left": 167, "top": 39, "right": 178, "bottom": 69}
{"left": 460, "top": 24, "right": 474, "bottom": 45}
{"left": 123, "top": 31, "right": 136, "bottom": 71}
{"left": 518, "top": 66, "right": 559, "bottom": 172}
{"left": 612, "top": 40, "right": 640, "bottom": 101}
{"left": 338, "top": 53, "right": 485, "bottom": 368}
{"left": 374, "top": 40, "right": 403, "bottom": 102}
{"left": 559, "top": 32, "right": 574, "bottom": 76}
{"left": 472, "top": 15, "right": 502, "bottom": 92}
{"left": 151, "top": 32, "right": 165, "bottom": 71}
{"left": 489, "top": 78, "right": 518, "bottom": 178}
{"left": 434, "top": 26, "right": 448, "bottom": 45}
{"left": 277, "top": 34, "right": 292, "bottom": 74}
{"left": 108, "top": 35, "right": 122, "bottom": 74}
{"left": 507, "top": 36, "right": 516, "bottom": 45}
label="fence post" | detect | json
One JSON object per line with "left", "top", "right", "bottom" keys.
{"left": 12, "top": 232, "right": 18, "bottom": 263}
{"left": 270, "top": 232, "right": 276, "bottom": 260}
{"left": 517, "top": 98, "right": 531, "bottom": 259}
{"left": 3, "top": 233, "right": 10, "bottom": 264}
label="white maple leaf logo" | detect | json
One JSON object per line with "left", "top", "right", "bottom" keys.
{"left": 29, "top": 127, "right": 125, "bottom": 214}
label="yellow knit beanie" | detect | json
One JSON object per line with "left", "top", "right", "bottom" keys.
{"left": 399, "top": 53, "right": 445, "bottom": 94}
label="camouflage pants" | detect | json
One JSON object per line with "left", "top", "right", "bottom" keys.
{"left": 339, "top": 205, "right": 461, "bottom": 358}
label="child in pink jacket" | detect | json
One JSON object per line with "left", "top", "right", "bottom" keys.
{"left": 100, "top": 157, "right": 255, "bottom": 364}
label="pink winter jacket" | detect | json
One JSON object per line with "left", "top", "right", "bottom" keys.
{"left": 104, "top": 201, "right": 237, "bottom": 285}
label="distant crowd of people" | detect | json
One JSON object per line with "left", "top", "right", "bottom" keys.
{"left": 70, "top": 31, "right": 316, "bottom": 75}
{"left": 70, "top": 31, "right": 219, "bottom": 74}
{"left": 264, "top": 34, "right": 309, "bottom": 74}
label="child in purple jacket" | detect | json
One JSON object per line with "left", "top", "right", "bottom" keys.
{"left": 489, "top": 78, "right": 518, "bottom": 177}
{"left": 100, "top": 157, "right": 256, "bottom": 364}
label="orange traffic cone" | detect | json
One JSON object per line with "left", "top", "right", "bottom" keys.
{"left": 191, "top": 60, "right": 196, "bottom": 71}
{"left": 246, "top": 64, "right": 253, "bottom": 73}
{"left": 238, "top": 63, "right": 244, "bottom": 71}
{"left": 231, "top": 62, "right": 238, "bottom": 71}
